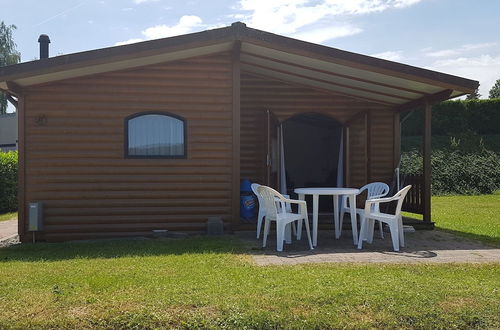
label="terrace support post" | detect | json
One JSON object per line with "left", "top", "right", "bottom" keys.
{"left": 231, "top": 40, "right": 241, "bottom": 230}
{"left": 423, "top": 101, "right": 432, "bottom": 224}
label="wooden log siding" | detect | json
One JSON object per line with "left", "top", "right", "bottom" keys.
{"left": 23, "top": 54, "right": 234, "bottom": 241}
{"left": 347, "top": 115, "right": 367, "bottom": 188}
{"left": 368, "top": 110, "right": 396, "bottom": 183}
{"left": 240, "top": 73, "right": 394, "bottom": 189}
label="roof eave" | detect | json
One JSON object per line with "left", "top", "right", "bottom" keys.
{"left": 0, "top": 22, "right": 479, "bottom": 97}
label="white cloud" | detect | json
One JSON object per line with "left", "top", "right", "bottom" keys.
{"left": 427, "top": 54, "right": 500, "bottom": 97}
{"left": 114, "top": 38, "right": 144, "bottom": 46}
{"left": 426, "top": 49, "right": 459, "bottom": 58}
{"left": 142, "top": 16, "right": 202, "bottom": 39}
{"left": 425, "top": 42, "right": 496, "bottom": 58}
{"left": 291, "top": 25, "right": 362, "bottom": 43}
{"left": 115, "top": 1, "right": 426, "bottom": 49}
{"left": 461, "top": 42, "right": 497, "bottom": 51}
{"left": 236, "top": 0, "right": 425, "bottom": 43}
{"left": 393, "top": 0, "right": 423, "bottom": 7}
{"left": 133, "top": 0, "right": 159, "bottom": 4}
{"left": 370, "top": 50, "right": 404, "bottom": 62}
{"left": 114, "top": 15, "right": 203, "bottom": 45}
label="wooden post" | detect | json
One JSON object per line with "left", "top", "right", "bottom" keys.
{"left": 344, "top": 127, "right": 350, "bottom": 187}
{"left": 393, "top": 111, "right": 401, "bottom": 170}
{"left": 231, "top": 41, "right": 241, "bottom": 229}
{"left": 366, "top": 112, "right": 371, "bottom": 184}
{"left": 17, "top": 94, "right": 26, "bottom": 241}
{"left": 423, "top": 102, "right": 432, "bottom": 223}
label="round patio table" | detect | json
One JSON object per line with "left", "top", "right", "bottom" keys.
{"left": 294, "top": 187, "right": 360, "bottom": 247}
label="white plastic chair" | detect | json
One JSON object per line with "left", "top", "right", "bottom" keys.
{"left": 339, "top": 182, "right": 390, "bottom": 239}
{"left": 257, "top": 185, "right": 313, "bottom": 252}
{"left": 252, "top": 183, "right": 293, "bottom": 239}
{"left": 357, "top": 185, "right": 412, "bottom": 252}
{"left": 251, "top": 183, "right": 266, "bottom": 239}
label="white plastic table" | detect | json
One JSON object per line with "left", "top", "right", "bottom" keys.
{"left": 294, "top": 187, "right": 360, "bottom": 246}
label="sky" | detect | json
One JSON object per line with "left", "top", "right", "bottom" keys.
{"left": 2, "top": 0, "right": 500, "bottom": 100}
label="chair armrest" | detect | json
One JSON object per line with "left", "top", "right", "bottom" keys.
{"left": 365, "top": 196, "right": 398, "bottom": 208}
{"left": 281, "top": 198, "right": 307, "bottom": 207}
{"left": 367, "top": 196, "right": 395, "bottom": 204}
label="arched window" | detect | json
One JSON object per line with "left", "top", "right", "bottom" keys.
{"left": 125, "top": 112, "right": 186, "bottom": 158}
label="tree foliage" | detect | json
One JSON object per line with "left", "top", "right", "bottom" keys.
{"left": 402, "top": 99, "right": 500, "bottom": 136}
{"left": 466, "top": 87, "right": 481, "bottom": 100}
{"left": 489, "top": 79, "right": 500, "bottom": 99}
{"left": 0, "top": 151, "right": 18, "bottom": 212}
{"left": 0, "top": 21, "right": 21, "bottom": 114}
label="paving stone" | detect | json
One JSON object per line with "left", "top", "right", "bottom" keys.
{"left": 236, "top": 229, "right": 500, "bottom": 266}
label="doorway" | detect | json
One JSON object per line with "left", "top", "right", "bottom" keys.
{"left": 282, "top": 113, "right": 343, "bottom": 211}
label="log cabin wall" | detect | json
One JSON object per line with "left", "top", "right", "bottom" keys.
{"left": 22, "top": 53, "right": 234, "bottom": 241}
{"left": 240, "top": 73, "right": 395, "bottom": 190}
{"left": 368, "top": 110, "right": 396, "bottom": 184}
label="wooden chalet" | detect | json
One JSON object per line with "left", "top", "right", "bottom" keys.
{"left": 0, "top": 22, "right": 478, "bottom": 242}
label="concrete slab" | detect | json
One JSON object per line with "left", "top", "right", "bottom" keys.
{"left": 236, "top": 229, "right": 500, "bottom": 265}
{"left": 0, "top": 219, "right": 17, "bottom": 241}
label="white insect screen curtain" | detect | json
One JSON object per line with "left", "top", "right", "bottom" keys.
{"left": 128, "top": 114, "right": 184, "bottom": 156}
{"left": 337, "top": 128, "right": 344, "bottom": 187}
{"left": 279, "top": 124, "right": 287, "bottom": 194}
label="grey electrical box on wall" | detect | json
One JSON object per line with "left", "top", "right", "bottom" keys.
{"left": 28, "top": 202, "right": 43, "bottom": 231}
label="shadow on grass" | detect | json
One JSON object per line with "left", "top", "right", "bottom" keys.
{"left": 0, "top": 236, "right": 244, "bottom": 263}
{"left": 434, "top": 227, "right": 500, "bottom": 247}
{"left": 403, "top": 214, "right": 500, "bottom": 247}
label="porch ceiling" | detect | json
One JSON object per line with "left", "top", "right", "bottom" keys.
{"left": 240, "top": 43, "right": 461, "bottom": 107}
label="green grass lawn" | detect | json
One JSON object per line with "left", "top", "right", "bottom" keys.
{"left": 404, "top": 192, "right": 500, "bottom": 246}
{"left": 0, "top": 195, "right": 499, "bottom": 328}
{"left": 0, "top": 211, "right": 16, "bottom": 222}
{"left": 0, "top": 238, "right": 499, "bottom": 329}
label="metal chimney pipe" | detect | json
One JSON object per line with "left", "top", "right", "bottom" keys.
{"left": 38, "top": 34, "right": 50, "bottom": 59}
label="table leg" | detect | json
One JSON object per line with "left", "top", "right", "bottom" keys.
{"left": 296, "top": 193, "right": 304, "bottom": 240}
{"left": 333, "top": 195, "right": 340, "bottom": 239}
{"left": 313, "top": 194, "right": 319, "bottom": 247}
{"left": 349, "top": 194, "right": 358, "bottom": 245}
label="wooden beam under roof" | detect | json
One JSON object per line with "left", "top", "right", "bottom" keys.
{"left": 240, "top": 33, "right": 479, "bottom": 93}
{"left": 241, "top": 51, "right": 427, "bottom": 97}
{"left": 393, "top": 89, "right": 453, "bottom": 113}
{"left": 241, "top": 71, "right": 393, "bottom": 108}
{"left": 241, "top": 59, "right": 412, "bottom": 103}
{"left": 242, "top": 63, "right": 398, "bottom": 106}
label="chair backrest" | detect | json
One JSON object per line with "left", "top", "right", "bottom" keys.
{"left": 393, "top": 185, "right": 412, "bottom": 215}
{"left": 360, "top": 182, "right": 390, "bottom": 199}
{"left": 251, "top": 183, "right": 263, "bottom": 206}
{"left": 343, "top": 182, "right": 390, "bottom": 209}
{"left": 257, "top": 185, "right": 283, "bottom": 220}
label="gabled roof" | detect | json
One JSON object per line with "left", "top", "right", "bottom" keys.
{"left": 0, "top": 22, "right": 478, "bottom": 108}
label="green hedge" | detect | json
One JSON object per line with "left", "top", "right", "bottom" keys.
{"left": 400, "top": 149, "right": 500, "bottom": 195}
{"left": 0, "top": 151, "right": 18, "bottom": 213}
{"left": 403, "top": 99, "right": 500, "bottom": 136}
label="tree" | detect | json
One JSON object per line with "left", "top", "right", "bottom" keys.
{"left": 489, "top": 79, "right": 500, "bottom": 99}
{"left": 0, "top": 22, "right": 21, "bottom": 114}
{"left": 466, "top": 87, "right": 481, "bottom": 100}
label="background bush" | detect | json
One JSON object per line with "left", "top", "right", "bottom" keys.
{"left": 0, "top": 151, "right": 18, "bottom": 213}
{"left": 400, "top": 149, "right": 500, "bottom": 195}
{"left": 403, "top": 99, "right": 500, "bottom": 136}
{"left": 400, "top": 98, "right": 500, "bottom": 195}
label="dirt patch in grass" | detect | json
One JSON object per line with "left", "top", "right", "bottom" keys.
{"left": 439, "top": 297, "right": 478, "bottom": 313}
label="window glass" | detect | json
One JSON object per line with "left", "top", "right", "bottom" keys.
{"left": 127, "top": 114, "right": 185, "bottom": 157}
